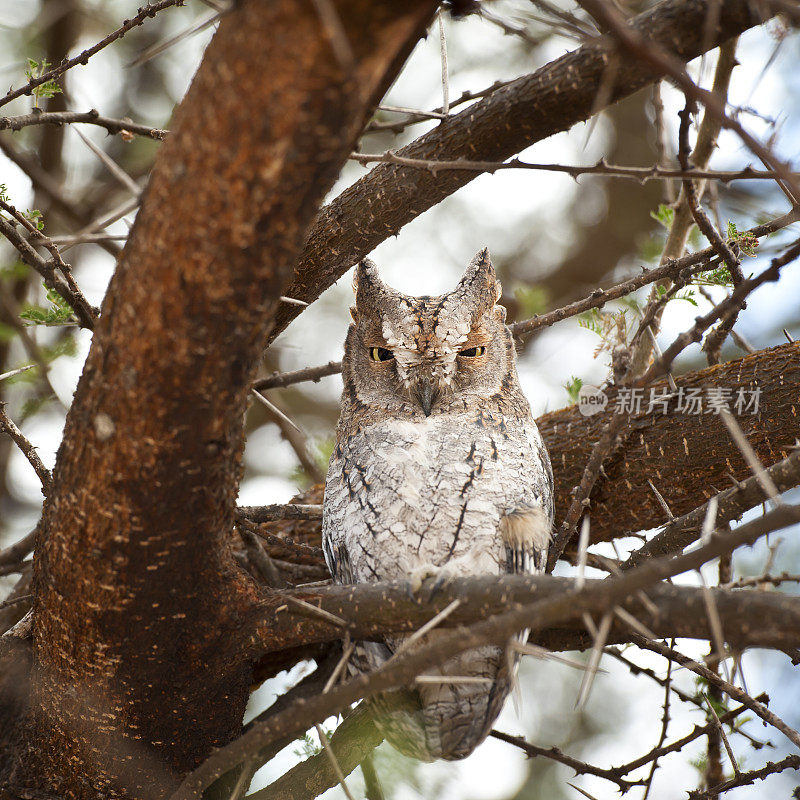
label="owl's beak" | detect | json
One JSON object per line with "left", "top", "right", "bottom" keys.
{"left": 415, "top": 378, "right": 438, "bottom": 417}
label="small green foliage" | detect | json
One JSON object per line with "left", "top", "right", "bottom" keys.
{"left": 619, "top": 295, "right": 643, "bottom": 314}
{"left": 674, "top": 288, "right": 698, "bottom": 306}
{"left": 690, "top": 753, "right": 708, "bottom": 776}
{"left": 0, "top": 185, "right": 45, "bottom": 231}
{"left": 24, "top": 208, "right": 44, "bottom": 230}
{"left": 41, "top": 332, "right": 77, "bottom": 362}
{"left": 293, "top": 732, "right": 322, "bottom": 758}
{"left": 293, "top": 726, "right": 336, "bottom": 759}
{"left": 650, "top": 203, "right": 675, "bottom": 231}
{"left": 694, "top": 265, "right": 734, "bottom": 288}
{"left": 578, "top": 307, "right": 604, "bottom": 337}
{"left": 20, "top": 395, "right": 50, "bottom": 423}
{"left": 514, "top": 285, "right": 549, "bottom": 319}
{"left": 564, "top": 376, "right": 583, "bottom": 404}
{"left": 20, "top": 288, "right": 76, "bottom": 327}
{"left": 638, "top": 232, "right": 665, "bottom": 263}
{"left": 25, "top": 58, "right": 62, "bottom": 108}
{"left": 726, "top": 220, "right": 759, "bottom": 257}
{"left": 702, "top": 691, "right": 731, "bottom": 718}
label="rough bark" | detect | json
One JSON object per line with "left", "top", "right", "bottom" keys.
{"left": 543, "top": 340, "right": 800, "bottom": 540}
{"left": 250, "top": 574, "right": 800, "bottom": 655}
{"left": 270, "top": 0, "right": 774, "bottom": 341}
{"left": 2, "top": 2, "right": 437, "bottom": 797}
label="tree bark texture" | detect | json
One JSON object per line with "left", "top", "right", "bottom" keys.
{"left": 250, "top": 574, "right": 800, "bottom": 656}
{"left": 3, "top": 2, "right": 437, "bottom": 797}
{"left": 544, "top": 340, "right": 800, "bottom": 540}
{"left": 270, "top": 0, "right": 774, "bottom": 340}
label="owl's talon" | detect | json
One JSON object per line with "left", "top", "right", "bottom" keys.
{"left": 406, "top": 564, "right": 443, "bottom": 601}
{"left": 430, "top": 570, "right": 454, "bottom": 596}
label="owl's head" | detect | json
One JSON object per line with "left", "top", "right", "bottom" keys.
{"left": 343, "top": 248, "right": 521, "bottom": 417}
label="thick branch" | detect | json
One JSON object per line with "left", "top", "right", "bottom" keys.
{"left": 172, "top": 504, "right": 800, "bottom": 798}
{"left": 272, "top": 0, "right": 774, "bottom": 340}
{"left": 250, "top": 572, "right": 800, "bottom": 656}
{"left": 540, "top": 341, "right": 800, "bottom": 543}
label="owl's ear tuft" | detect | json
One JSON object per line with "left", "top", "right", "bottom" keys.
{"left": 353, "top": 258, "right": 390, "bottom": 313}
{"left": 456, "top": 248, "right": 502, "bottom": 315}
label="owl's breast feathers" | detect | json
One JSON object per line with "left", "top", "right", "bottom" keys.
{"left": 323, "top": 406, "right": 552, "bottom": 587}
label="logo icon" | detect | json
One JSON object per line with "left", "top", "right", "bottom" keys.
{"left": 578, "top": 384, "right": 608, "bottom": 417}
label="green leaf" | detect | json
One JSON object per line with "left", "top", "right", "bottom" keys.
{"left": 40, "top": 333, "right": 77, "bottom": 362}
{"left": 650, "top": 203, "right": 674, "bottom": 231}
{"left": 24, "top": 57, "right": 62, "bottom": 107}
{"left": 694, "top": 266, "right": 733, "bottom": 288}
{"left": 674, "top": 289, "right": 698, "bottom": 306}
{"left": 20, "top": 395, "right": 50, "bottom": 423}
{"left": 564, "top": 376, "right": 583, "bottom": 404}
{"left": 578, "top": 308, "right": 603, "bottom": 336}
{"left": 25, "top": 208, "right": 44, "bottom": 230}
{"left": 20, "top": 289, "right": 77, "bottom": 327}
{"left": 726, "top": 219, "right": 759, "bottom": 257}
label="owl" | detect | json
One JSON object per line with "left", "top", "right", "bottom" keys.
{"left": 322, "top": 248, "right": 554, "bottom": 761}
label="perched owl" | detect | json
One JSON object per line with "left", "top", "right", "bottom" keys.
{"left": 322, "top": 248, "right": 554, "bottom": 761}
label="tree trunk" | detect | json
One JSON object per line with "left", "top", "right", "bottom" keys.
{"left": 1, "top": 2, "right": 437, "bottom": 797}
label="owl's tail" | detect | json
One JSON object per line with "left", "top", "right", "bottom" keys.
{"left": 362, "top": 639, "right": 513, "bottom": 761}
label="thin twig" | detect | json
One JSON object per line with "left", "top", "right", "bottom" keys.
{"left": 0, "top": 109, "right": 168, "bottom": 140}
{"left": 350, "top": 151, "right": 800, "bottom": 184}
{"left": 0, "top": 405, "right": 52, "bottom": 493}
{"left": 437, "top": 10, "right": 449, "bottom": 115}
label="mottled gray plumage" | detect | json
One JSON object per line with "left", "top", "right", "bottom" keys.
{"left": 323, "top": 249, "right": 554, "bottom": 761}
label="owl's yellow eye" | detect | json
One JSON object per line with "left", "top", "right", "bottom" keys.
{"left": 370, "top": 347, "right": 394, "bottom": 362}
{"left": 459, "top": 346, "right": 486, "bottom": 357}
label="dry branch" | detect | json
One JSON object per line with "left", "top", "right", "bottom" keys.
{"left": 542, "top": 341, "right": 800, "bottom": 543}
{"left": 272, "top": 0, "right": 775, "bottom": 340}
{"left": 0, "top": 109, "right": 168, "bottom": 140}
{"left": 249, "top": 573, "right": 800, "bottom": 656}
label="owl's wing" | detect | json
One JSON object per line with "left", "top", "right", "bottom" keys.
{"left": 499, "top": 419, "right": 554, "bottom": 575}
{"left": 500, "top": 505, "right": 551, "bottom": 574}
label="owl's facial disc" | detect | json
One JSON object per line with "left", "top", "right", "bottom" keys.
{"left": 347, "top": 250, "right": 513, "bottom": 415}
